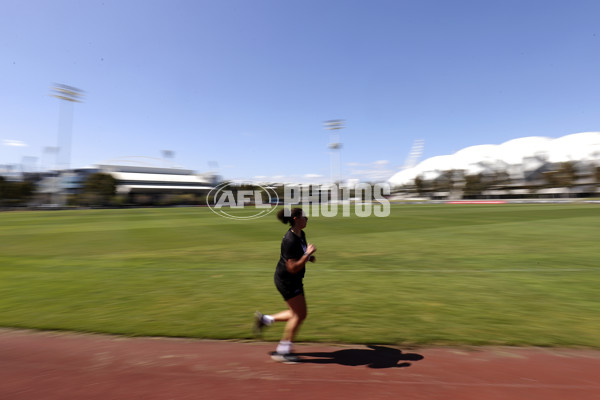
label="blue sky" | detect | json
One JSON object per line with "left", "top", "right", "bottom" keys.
{"left": 2, "top": 0, "right": 600, "bottom": 183}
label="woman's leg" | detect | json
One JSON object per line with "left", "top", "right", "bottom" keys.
{"left": 256, "top": 293, "right": 303, "bottom": 331}
{"left": 281, "top": 294, "right": 307, "bottom": 342}
{"left": 270, "top": 309, "right": 293, "bottom": 322}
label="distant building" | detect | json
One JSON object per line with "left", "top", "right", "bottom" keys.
{"left": 35, "top": 163, "right": 218, "bottom": 206}
{"left": 389, "top": 132, "right": 600, "bottom": 199}
{"left": 98, "top": 164, "right": 216, "bottom": 196}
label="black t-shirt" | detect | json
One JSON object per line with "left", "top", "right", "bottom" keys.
{"left": 275, "top": 229, "right": 307, "bottom": 286}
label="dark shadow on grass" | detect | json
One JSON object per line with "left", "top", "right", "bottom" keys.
{"left": 295, "top": 345, "right": 424, "bottom": 368}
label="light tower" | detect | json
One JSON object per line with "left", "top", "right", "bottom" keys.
{"left": 49, "top": 83, "right": 84, "bottom": 206}
{"left": 50, "top": 83, "right": 84, "bottom": 171}
{"left": 402, "top": 139, "right": 425, "bottom": 170}
{"left": 324, "top": 119, "right": 344, "bottom": 185}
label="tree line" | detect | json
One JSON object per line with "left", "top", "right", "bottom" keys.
{"left": 0, "top": 176, "right": 35, "bottom": 207}
{"left": 0, "top": 173, "right": 117, "bottom": 208}
{"left": 0, "top": 173, "right": 204, "bottom": 208}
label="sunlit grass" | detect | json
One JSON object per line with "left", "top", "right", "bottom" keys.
{"left": 0, "top": 204, "right": 598, "bottom": 347}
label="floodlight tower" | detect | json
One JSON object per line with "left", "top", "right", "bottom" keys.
{"left": 50, "top": 83, "right": 84, "bottom": 171}
{"left": 324, "top": 119, "right": 344, "bottom": 185}
{"left": 403, "top": 139, "right": 425, "bottom": 170}
{"left": 49, "top": 83, "right": 84, "bottom": 207}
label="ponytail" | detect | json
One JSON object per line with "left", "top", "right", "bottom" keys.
{"left": 277, "top": 208, "right": 303, "bottom": 226}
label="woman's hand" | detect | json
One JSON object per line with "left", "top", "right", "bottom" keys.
{"left": 286, "top": 244, "right": 318, "bottom": 273}
{"left": 306, "top": 244, "right": 316, "bottom": 263}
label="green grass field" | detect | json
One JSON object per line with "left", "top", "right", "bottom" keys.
{"left": 0, "top": 204, "right": 598, "bottom": 347}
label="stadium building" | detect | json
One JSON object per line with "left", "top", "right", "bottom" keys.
{"left": 389, "top": 132, "right": 600, "bottom": 199}
{"left": 36, "top": 162, "right": 217, "bottom": 206}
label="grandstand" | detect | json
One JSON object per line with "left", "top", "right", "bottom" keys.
{"left": 389, "top": 132, "right": 600, "bottom": 199}
{"left": 97, "top": 164, "right": 215, "bottom": 196}
{"left": 35, "top": 162, "right": 217, "bottom": 206}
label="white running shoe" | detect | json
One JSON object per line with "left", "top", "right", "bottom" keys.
{"left": 270, "top": 352, "right": 300, "bottom": 364}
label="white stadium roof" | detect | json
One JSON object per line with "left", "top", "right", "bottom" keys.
{"left": 389, "top": 132, "right": 600, "bottom": 186}
{"left": 110, "top": 172, "right": 210, "bottom": 184}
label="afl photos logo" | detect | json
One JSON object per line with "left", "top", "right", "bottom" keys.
{"left": 207, "top": 182, "right": 279, "bottom": 220}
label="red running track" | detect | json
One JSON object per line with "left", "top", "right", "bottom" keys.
{"left": 1, "top": 329, "right": 599, "bottom": 400}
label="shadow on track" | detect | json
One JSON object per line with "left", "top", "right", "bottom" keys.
{"left": 295, "top": 345, "right": 424, "bottom": 368}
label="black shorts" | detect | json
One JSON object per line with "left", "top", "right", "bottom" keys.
{"left": 274, "top": 278, "right": 304, "bottom": 301}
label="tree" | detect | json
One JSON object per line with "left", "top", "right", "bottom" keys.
{"left": 0, "top": 177, "right": 35, "bottom": 207}
{"left": 0, "top": 176, "right": 5, "bottom": 203}
{"left": 490, "top": 170, "right": 510, "bottom": 188}
{"left": 414, "top": 175, "right": 426, "bottom": 197}
{"left": 556, "top": 162, "right": 577, "bottom": 189}
{"left": 463, "top": 174, "right": 485, "bottom": 198}
{"left": 431, "top": 170, "right": 459, "bottom": 195}
{"left": 15, "top": 181, "right": 35, "bottom": 201}
{"left": 82, "top": 173, "right": 117, "bottom": 206}
{"left": 543, "top": 162, "right": 577, "bottom": 196}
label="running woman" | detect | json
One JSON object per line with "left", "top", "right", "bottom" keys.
{"left": 254, "top": 208, "right": 316, "bottom": 363}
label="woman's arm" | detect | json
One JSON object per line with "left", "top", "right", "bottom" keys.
{"left": 285, "top": 243, "right": 316, "bottom": 274}
{"left": 285, "top": 254, "right": 311, "bottom": 274}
